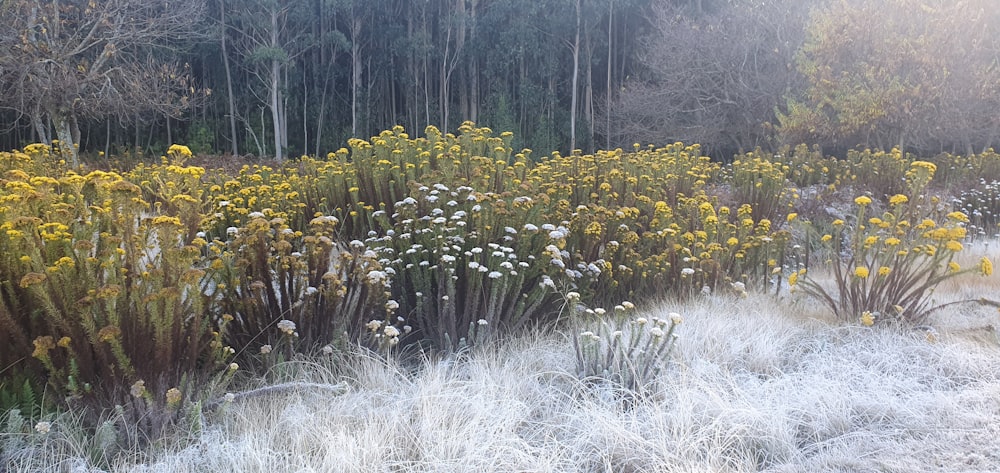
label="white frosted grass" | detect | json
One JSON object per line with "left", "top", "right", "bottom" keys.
{"left": 4, "top": 291, "right": 1000, "bottom": 472}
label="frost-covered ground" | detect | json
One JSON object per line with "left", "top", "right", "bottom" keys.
{"left": 4, "top": 250, "right": 1000, "bottom": 472}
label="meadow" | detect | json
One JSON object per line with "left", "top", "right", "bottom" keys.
{"left": 2, "top": 124, "right": 1000, "bottom": 471}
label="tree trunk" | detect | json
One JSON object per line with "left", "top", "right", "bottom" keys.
{"left": 219, "top": 0, "right": 239, "bottom": 155}
{"left": 584, "top": 20, "right": 594, "bottom": 152}
{"left": 606, "top": 0, "right": 613, "bottom": 149}
{"left": 269, "top": 7, "right": 284, "bottom": 161}
{"left": 52, "top": 110, "right": 78, "bottom": 165}
{"left": 271, "top": 58, "right": 283, "bottom": 160}
{"left": 31, "top": 106, "right": 50, "bottom": 145}
{"left": 351, "top": 17, "right": 362, "bottom": 137}
{"left": 570, "top": 0, "right": 581, "bottom": 151}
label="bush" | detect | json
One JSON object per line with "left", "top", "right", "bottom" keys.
{"left": 790, "top": 193, "right": 992, "bottom": 325}
{"left": 0, "top": 146, "right": 232, "bottom": 437}
{"left": 566, "top": 292, "right": 680, "bottom": 393}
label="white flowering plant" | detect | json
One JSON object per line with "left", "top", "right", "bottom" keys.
{"left": 565, "top": 292, "right": 681, "bottom": 393}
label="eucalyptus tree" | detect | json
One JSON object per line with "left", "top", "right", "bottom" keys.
{"left": 226, "top": 0, "right": 315, "bottom": 160}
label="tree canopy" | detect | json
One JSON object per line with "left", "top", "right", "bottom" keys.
{"left": 1, "top": 0, "right": 998, "bottom": 159}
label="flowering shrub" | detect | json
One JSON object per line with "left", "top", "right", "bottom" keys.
{"left": 6, "top": 123, "right": 999, "bottom": 441}
{"left": 846, "top": 148, "right": 911, "bottom": 200}
{"left": 954, "top": 179, "right": 1000, "bottom": 239}
{"left": 790, "top": 193, "right": 992, "bottom": 325}
{"left": 728, "top": 151, "right": 795, "bottom": 224}
{"left": 0, "top": 149, "right": 232, "bottom": 435}
{"left": 566, "top": 292, "right": 680, "bottom": 393}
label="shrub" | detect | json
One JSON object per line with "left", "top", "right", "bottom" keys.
{"left": 953, "top": 179, "right": 1000, "bottom": 239}
{"left": 0, "top": 148, "right": 232, "bottom": 437}
{"left": 846, "top": 148, "right": 910, "bottom": 200}
{"left": 729, "top": 151, "right": 793, "bottom": 224}
{"left": 790, "top": 193, "right": 992, "bottom": 325}
{"left": 567, "top": 292, "right": 680, "bottom": 393}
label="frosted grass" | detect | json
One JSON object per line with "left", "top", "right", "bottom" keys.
{"left": 4, "top": 279, "right": 999, "bottom": 472}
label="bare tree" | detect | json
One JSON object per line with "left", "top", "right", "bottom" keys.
{"left": 0, "top": 0, "right": 206, "bottom": 163}
{"left": 602, "top": 0, "right": 809, "bottom": 157}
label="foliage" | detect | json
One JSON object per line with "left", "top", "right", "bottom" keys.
{"left": 790, "top": 188, "right": 992, "bottom": 325}
{"left": 567, "top": 292, "right": 680, "bottom": 393}
{"left": 846, "top": 148, "right": 911, "bottom": 200}
{"left": 0, "top": 144, "right": 235, "bottom": 437}
{"left": 777, "top": 0, "right": 1000, "bottom": 154}
{"left": 727, "top": 151, "right": 794, "bottom": 224}
{"left": 6, "top": 122, "right": 1000, "bottom": 451}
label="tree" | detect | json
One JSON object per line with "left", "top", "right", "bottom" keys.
{"left": 777, "top": 0, "right": 1000, "bottom": 154}
{"left": 227, "top": 0, "right": 315, "bottom": 161}
{"left": 0, "top": 0, "right": 206, "bottom": 163}
{"left": 604, "top": 0, "right": 809, "bottom": 157}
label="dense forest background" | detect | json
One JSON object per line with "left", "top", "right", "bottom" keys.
{"left": 1, "top": 0, "right": 998, "bottom": 162}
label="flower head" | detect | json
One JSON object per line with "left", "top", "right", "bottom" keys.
{"left": 854, "top": 267, "right": 870, "bottom": 279}
{"left": 277, "top": 319, "right": 296, "bottom": 335}
{"left": 854, "top": 196, "right": 872, "bottom": 206}
{"left": 165, "top": 388, "right": 182, "bottom": 406}
{"left": 35, "top": 421, "right": 52, "bottom": 434}
{"left": 130, "top": 380, "right": 146, "bottom": 398}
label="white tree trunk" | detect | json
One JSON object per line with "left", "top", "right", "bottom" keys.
{"left": 52, "top": 111, "right": 79, "bottom": 165}
{"left": 570, "top": 0, "right": 581, "bottom": 151}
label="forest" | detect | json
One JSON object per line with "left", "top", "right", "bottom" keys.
{"left": 5, "top": 2, "right": 1000, "bottom": 470}
{"left": 2, "top": 0, "right": 998, "bottom": 163}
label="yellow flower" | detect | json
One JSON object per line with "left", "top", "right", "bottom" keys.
{"left": 878, "top": 266, "right": 891, "bottom": 276}
{"left": 786, "top": 213, "right": 798, "bottom": 222}
{"left": 167, "top": 144, "right": 193, "bottom": 158}
{"left": 97, "top": 325, "right": 121, "bottom": 342}
{"left": 165, "top": 388, "right": 182, "bottom": 406}
{"left": 855, "top": 196, "right": 872, "bottom": 206}
{"left": 32, "top": 336, "right": 55, "bottom": 360}
{"left": 788, "top": 272, "right": 798, "bottom": 286}
{"left": 854, "top": 267, "right": 870, "bottom": 279}
{"left": 150, "top": 215, "right": 183, "bottom": 227}
{"left": 981, "top": 257, "right": 993, "bottom": 276}
{"left": 945, "top": 240, "right": 963, "bottom": 252}
{"left": 821, "top": 234, "right": 832, "bottom": 242}
{"left": 860, "top": 311, "right": 875, "bottom": 327}
{"left": 885, "top": 237, "right": 901, "bottom": 246}
{"left": 832, "top": 219, "right": 844, "bottom": 226}
{"left": 946, "top": 211, "right": 970, "bottom": 223}
{"left": 889, "top": 194, "right": 908, "bottom": 205}
{"left": 948, "top": 261, "right": 960, "bottom": 273}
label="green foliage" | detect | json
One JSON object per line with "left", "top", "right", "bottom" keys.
{"left": 846, "top": 148, "right": 911, "bottom": 200}
{"left": 728, "top": 151, "right": 793, "bottom": 224}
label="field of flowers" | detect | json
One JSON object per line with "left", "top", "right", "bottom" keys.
{"left": 1, "top": 123, "right": 998, "bottom": 455}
